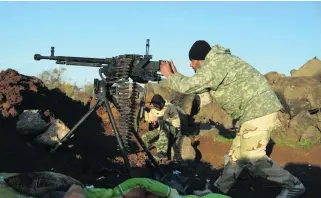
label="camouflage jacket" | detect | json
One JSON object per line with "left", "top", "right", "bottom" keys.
{"left": 144, "top": 102, "right": 181, "bottom": 129}
{"left": 160, "top": 45, "right": 283, "bottom": 127}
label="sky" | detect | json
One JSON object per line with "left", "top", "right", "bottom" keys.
{"left": 0, "top": 1, "right": 320, "bottom": 87}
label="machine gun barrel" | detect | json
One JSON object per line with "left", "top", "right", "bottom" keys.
{"left": 34, "top": 47, "right": 113, "bottom": 67}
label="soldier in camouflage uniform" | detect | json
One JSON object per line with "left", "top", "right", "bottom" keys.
{"left": 142, "top": 94, "right": 184, "bottom": 161}
{"left": 159, "top": 40, "right": 305, "bottom": 198}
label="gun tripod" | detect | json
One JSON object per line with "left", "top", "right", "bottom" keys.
{"left": 50, "top": 78, "right": 189, "bottom": 194}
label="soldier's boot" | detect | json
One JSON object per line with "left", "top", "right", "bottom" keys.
{"left": 245, "top": 156, "right": 306, "bottom": 198}
{"left": 213, "top": 159, "right": 245, "bottom": 194}
{"left": 276, "top": 180, "right": 305, "bottom": 198}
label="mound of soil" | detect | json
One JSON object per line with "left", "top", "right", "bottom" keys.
{"left": 0, "top": 68, "right": 151, "bottom": 166}
{"left": 0, "top": 69, "right": 47, "bottom": 118}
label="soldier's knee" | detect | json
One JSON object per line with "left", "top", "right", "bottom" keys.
{"left": 141, "top": 135, "right": 151, "bottom": 144}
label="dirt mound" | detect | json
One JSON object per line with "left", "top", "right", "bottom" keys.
{"left": 291, "top": 57, "right": 321, "bottom": 79}
{"left": 0, "top": 68, "right": 153, "bottom": 185}
{"left": 0, "top": 69, "right": 48, "bottom": 119}
{"left": 0, "top": 69, "right": 152, "bottom": 167}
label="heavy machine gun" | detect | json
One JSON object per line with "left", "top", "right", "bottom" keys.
{"left": 34, "top": 39, "right": 161, "bottom": 83}
{"left": 33, "top": 39, "right": 189, "bottom": 194}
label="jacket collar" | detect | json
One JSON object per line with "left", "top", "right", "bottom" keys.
{"left": 209, "top": 44, "right": 231, "bottom": 55}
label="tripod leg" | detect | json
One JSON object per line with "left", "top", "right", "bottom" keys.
{"left": 134, "top": 123, "right": 189, "bottom": 194}
{"left": 131, "top": 129, "right": 165, "bottom": 176}
{"left": 50, "top": 100, "right": 101, "bottom": 153}
{"left": 102, "top": 97, "right": 133, "bottom": 177}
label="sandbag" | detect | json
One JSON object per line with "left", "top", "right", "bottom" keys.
{"left": 0, "top": 173, "right": 33, "bottom": 198}
{"left": 4, "top": 171, "right": 84, "bottom": 197}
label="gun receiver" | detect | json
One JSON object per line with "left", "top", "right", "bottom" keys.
{"left": 34, "top": 39, "right": 163, "bottom": 83}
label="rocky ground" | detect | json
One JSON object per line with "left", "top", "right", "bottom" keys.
{"left": 0, "top": 57, "right": 321, "bottom": 198}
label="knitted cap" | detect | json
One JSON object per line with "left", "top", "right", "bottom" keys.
{"left": 189, "top": 40, "right": 211, "bottom": 60}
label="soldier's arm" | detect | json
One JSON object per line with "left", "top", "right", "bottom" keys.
{"left": 144, "top": 109, "right": 155, "bottom": 123}
{"left": 160, "top": 58, "right": 228, "bottom": 94}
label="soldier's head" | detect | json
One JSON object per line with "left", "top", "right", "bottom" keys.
{"left": 150, "top": 94, "right": 165, "bottom": 111}
{"left": 189, "top": 40, "right": 211, "bottom": 72}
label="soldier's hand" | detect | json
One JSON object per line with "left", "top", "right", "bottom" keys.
{"left": 169, "top": 60, "right": 178, "bottom": 74}
{"left": 160, "top": 61, "right": 173, "bottom": 78}
{"left": 151, "top": 116, "right": 158, "bottom": 124}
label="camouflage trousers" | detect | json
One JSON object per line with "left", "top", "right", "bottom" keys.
{"left": 141, "top": 129, "right": 169, "bottom": 153}
{"left": 214, "top": 112, "right": 303, "bottom": 193}
{"left": 142, "top": 121, "right": 181, "bottom": 157}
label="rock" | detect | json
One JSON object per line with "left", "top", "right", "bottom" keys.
{"left": 284, "top": 110, "right": 321, "bottom": 144}
{"left": 291, "top": 57, "right": 321, "bottom": 79}
{"left": 269, "top": 76, "right": 321, "bottom": 117}
{"left": 34, "top": 119, "right": 70, "bottom": 146}
{"left": 290, "top": 69, "right": 298, "bottom": 76}
{"left": 16, "top": 110, "right": 50, "bottom": 136}
{"left": 275, "top": 111, "right": 291, "bottom": 130}
{"left": 264, "top": 71, "right": 286, "bottom": 84}
{"left": 193, "top": 100, "right": 233, "bottom": 129}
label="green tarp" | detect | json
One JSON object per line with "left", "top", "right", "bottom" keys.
{"left": 84, "top": 178, "right": 230, "bottom": 198}
{"left": 1, "top": 172, "right": 230, "bottom": 198}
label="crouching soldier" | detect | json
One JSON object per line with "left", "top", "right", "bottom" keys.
{"left": 142, "top": 94, "right": 187, "bottom": 161}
